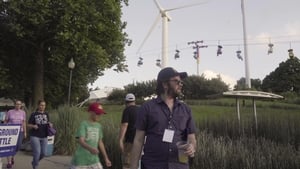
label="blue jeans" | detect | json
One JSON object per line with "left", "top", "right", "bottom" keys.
{"left": 16, "top": 132, "right": 24, "bottom": 151}
{"left": 30, "top": 136, "right": 47, "bottom": 168}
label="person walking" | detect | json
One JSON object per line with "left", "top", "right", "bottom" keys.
{"left": 70, "top": 102, "right": 112, "bottom": 169}
{"left": 5, "top": 100, "right": 27, "bottom": 169}
{"left": 27, "top": 100, "right": 53, "bottom": 169}
{"left": 119, "top": 93, "right": 139, "bottom": 169}
{"left": 130, "top": 67, "right": 197, "bottom": 169}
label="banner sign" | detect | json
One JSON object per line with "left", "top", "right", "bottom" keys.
{"left": 0, "top": 124, "right": 20, "bottom": 157}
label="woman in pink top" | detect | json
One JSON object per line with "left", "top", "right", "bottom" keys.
{"left": 5, "top": 100, "right": 27, "bottom": 169}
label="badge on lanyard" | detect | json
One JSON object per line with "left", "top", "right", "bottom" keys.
{"left": 162, "top": 129, "right": 174, "bottom": 143}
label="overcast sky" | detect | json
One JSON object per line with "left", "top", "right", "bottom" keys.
{"left": 90, "top": 0, "right": 300, "bottom": 90}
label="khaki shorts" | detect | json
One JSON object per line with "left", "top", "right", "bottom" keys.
{"left": 122, "top": 143, "right": 133, "bottom": 168}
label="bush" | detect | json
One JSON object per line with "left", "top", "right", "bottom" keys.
{"left": 99, "top": 116, "right": 123, "bottom": 169}
{"left": 51, "top": 106, "right": 85, "bottom": 155}
{"left": 107, "top": 89, "right": 126, "bottom": 104}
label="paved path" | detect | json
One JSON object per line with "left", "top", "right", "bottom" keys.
{"left": 0, "top": 151, "right": 72, "bottom": 169}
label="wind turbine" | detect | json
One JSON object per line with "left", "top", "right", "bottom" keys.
{"left": 241, "top": 0, "right": 251, "bottom": 88}
{"left": 136, "top": 0, "right": 208, "bottom": 68}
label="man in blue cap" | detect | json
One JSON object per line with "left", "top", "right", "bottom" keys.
{"left": 130, "top": 67, "right": 197, "bottom": 169}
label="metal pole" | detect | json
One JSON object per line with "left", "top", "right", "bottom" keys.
{"left": 67, "top": 69, "right": 73, "bottom": 106}
{"left": 241, "top": 0, "right": 251, "bottom": 88}
{"left": 236, "top": 98, "right": 240, "bottom": 133}
{"left": 196, "top": 46, "right": 200, "bottom": 76}
{"left": 253, "top": 98, "right": 258, "bottom": 132}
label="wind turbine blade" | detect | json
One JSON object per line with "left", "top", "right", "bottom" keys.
{"left": 153, "top": 0, "right": 164, "bottom": 11}
{"left": 154, "top": 0, "right": 172, "bottom": 21}
{"left": 165, "top": 1, "right": 209, "bottom": 12}
{"left": 136, "top": 14, "right": 161, "bottom": 54}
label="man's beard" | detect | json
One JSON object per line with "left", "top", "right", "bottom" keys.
{"left": 166, "top": 85, "right": 181, "bottom": 98}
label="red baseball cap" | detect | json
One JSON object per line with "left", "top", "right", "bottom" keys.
{"left": 88, "top": 102, "right": 106, "bottom": 115}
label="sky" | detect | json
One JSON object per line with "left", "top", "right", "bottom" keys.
{"left": 90, "top": 0, "right": 300, "bottom": 90}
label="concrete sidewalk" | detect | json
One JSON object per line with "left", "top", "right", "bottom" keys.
{"left": 0, "top": 151, "right": 72, "bottom": 169}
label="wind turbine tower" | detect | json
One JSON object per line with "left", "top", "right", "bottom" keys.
{"left": 137, "top": 0, "right": 208, "bottom": 68}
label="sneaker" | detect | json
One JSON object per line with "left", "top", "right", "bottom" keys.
{"left": 6, "top": 163, "right": 12, "bottom": 169}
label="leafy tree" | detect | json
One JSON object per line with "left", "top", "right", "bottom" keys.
{"left": 107, "top": 76, "right": 229, "bottom": 102}
{"left": 234, "top": 77, "right": 262, "bottom": 91}
{"left": 124, "top": 80, "right": 156, "bottom": 99}
{"left": 183, "top": 75, "right": 206, "bottom": 99}
{"left": 0, "top": 65, "right": 11, "bottom": 90}
{"left": 251, "top": 78, "right": 262, "bottom": 91}
{"left": 262, "top": 57, "right": 300, "bottom": 94}
{"left": 183, "top": 75, "right": 229, "bottom": 99}
{"left": 107, "top": 88, "right": 126, "bottom": 103}
{"left": 0, "top": 0, "right": 130, "bottom": 107}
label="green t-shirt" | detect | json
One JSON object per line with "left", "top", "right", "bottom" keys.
{"left": 71, "top": 120, "right": 103, "bottom": 166}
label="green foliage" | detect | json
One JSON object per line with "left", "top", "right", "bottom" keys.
{"left": 99, "top": 116, "right": 123, "bottom": 169}
{"left": 262, "top": 57, "right": 300, "bottom": 94}
{"left": 107, "top": 80, "right": 157, "bottom": 104}
{"left": 189, "top": 101, "right": 299, "bottom": 168}
{"left": 194, "top": 131, "right": 299, "bottom": 169}
{"left": 0, "top": 0, "right": 130, "bottom": 107}
{"left": 124, "top": 80, "right": 157, "bottom": 99}
{"left": 51, "top": 105, "right": 85, "bottom": 155}
{"left": 234, "top": 77, "right": 262, "bottom": 90}
{"left": 183, "top": 75, "right": 229, "bottom": 99}
{"left": 107, "top": 88, "right": 126, "bottom": 104}
{"left": 107, "top": 76, "right": 230, "bottom": 102}
{"left": 0, "top": 66, "right": 11, "bottom": 90}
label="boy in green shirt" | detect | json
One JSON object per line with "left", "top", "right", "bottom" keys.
{"left": 70, "top": 102, "right": 112, "bottom": 169}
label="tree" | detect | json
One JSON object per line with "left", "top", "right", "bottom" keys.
{"left": 107, "top": 80, "right": 157, "bottom": 104}
{"left": 124, "top": 80, "right": 157, "bottom": 99}
{"left": 183, "top": 75, "right": 229, "bottom": 99}
{"left": 262, "top": 57, "right": 300, "bottom": 94}
{"left": 107, "top": 88, "right": 126, "bottom": 103}
{"left": 0, "top": 0, "right": 130, "bottom": 107}
{"left": 107, "top": 76, "right": 229, "bottom": 102}
{"left": 234, "top": 77, "right": 262, "bottom": 91}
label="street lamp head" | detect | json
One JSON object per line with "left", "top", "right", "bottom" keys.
{"left": 68, "top": 57, "right": 75, "bottom": 69}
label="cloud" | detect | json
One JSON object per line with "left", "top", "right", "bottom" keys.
{"left": 255, "top": 32, "right": 271, "bottom": 43}
{"left": 253, "top": 21, "right": 300, "bottom": 44}
{"left": 202, "top": 70, "right": 237, "bottom": 90}
{"left": 284, "top": 22, "right": 300, "bottom": 36}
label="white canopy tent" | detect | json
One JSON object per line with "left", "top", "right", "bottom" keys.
{"left": 0, "top": 98, "right": 14, "bottom": 107}
{"left": 77, "top": 87, "right": 115, "bottom": 107}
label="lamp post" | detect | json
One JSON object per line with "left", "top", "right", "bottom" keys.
{"left": 67, "top": 57, "right": 75, "bottom": 106}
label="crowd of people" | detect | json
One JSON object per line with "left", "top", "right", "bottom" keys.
{"left": 0, "top": 67, "right": 197, "bottom": 169}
